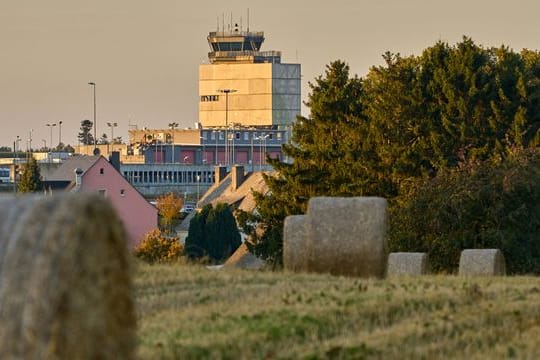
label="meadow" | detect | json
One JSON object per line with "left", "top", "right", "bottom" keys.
{"left": 135, "top": 263, "right": 540, "bottom": 359}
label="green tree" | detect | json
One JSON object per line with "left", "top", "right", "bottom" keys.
{"left": 78, "top": 119, "right": 94, "bottom": 145}
{"left": 18, "top": 156, "right": 42, "bottom": 193}
{"left": 241, "top": 39, "right": 540, "bottom": 266}
{"left": 238, "top": 60, "right": 377, "bottom": 265}
{"left": 185, "top": 203, "right": 241, "bottom": 262}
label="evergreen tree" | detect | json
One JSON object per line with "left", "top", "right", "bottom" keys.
{"left": 78, "top": 119, "right": 94, "bottom": 145}
{"left": 185, "top": 203, "right": 241, "bottom": 262}
{"left": 18, "top": 156, "right": 42, "bottom": 193}
{"left": 240, "top": 39, "right": 540, "bottom": 266}
{"left": 238, "top": 60, "right": 377, "bottom": 265}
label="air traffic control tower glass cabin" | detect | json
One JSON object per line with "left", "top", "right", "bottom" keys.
{"left": 199, "top": 22, "right": 301, "bottom": 130}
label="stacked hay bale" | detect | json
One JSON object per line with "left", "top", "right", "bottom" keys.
{"left": 458, "top": 249, "right": 506, "bottom": 276}
{"left": 387, "top": 252, "right": 430, "bottom": 276}
{"left": 0, "top": 194, "right": 136, "bottom": 359}
{"left": 283, "top": 215, "right": 307, "bottom": 272}
{"left": 283, "top": 197, "right": 388, "bottom": 278}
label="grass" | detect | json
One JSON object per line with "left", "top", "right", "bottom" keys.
{"left": 134, "top": 262, "right": 540, "bottom": 359}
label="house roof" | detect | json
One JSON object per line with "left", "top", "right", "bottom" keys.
{"left": 223, "top": 243, "right": 266, "bottom": 270}
{"left": 197, "top": 170, "right": 271, "bottom": 213}
{"left": 46, "top": 155, "right": 101, "bottom": 182}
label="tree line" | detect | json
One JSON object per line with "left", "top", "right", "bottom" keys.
{"left": 239, "top": 37, "right": 540, "bottom": 273}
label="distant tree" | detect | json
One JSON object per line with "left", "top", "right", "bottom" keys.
{"left": 18, "top": 156, "right": 42, "bottom": 193}
{"left": 185, "top": 203, "right": 241, "bottom": 263}
{"left": 78, "top": 120, "right": 94, "bottom": 145}
{"left": 99, "top": 133, "right": 109, "bottom": 145}
{"left": 0, "top": 146, "right": 11, "bottom": 152}
{"left": 156, "top": 193, "right": 183, "bottom": 234}
{"left": 112, "top": 136, "right": 123, "bottom": 145}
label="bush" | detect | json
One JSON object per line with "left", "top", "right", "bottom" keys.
{"left": 133, "top": 229, "right": 184, "bottom": 264}
{"left": 390, "top": 149, "right": 540, "bottom": 274}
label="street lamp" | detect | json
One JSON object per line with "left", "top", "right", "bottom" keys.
{"left": 107, "top": 122, "right": 118, "bottom": 152}
{"left": 58, "top": 120, "right": 63, "bottom": 148}
{"left": 212, "top": 129, "right": 219, "bottom": 165}
{"left": 88, "top": 82, "right": 97, "bottom": 152}
{"left": 42, "top": 139, "right": 46, "bottom": 149}
{"left": 168, "top": 122, "right": 179, "bottom": 163}
{"left": 46, "top": 123, "right": 56, "bottom": 152}
{"left": 200, "top": 134, "right": 206, "bottom": 164}
{"left": 217, "top": 88, "right": 236, "bottom": 166}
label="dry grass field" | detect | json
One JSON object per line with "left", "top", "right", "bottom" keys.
{"left": 134, "top": 263, "right": 540, "bottom": 359}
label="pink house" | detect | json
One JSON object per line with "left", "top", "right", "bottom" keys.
{"left": 46, "top": 155, "right": 157, "bottom": 248}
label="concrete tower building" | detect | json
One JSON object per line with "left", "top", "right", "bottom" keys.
{"left": 199, "top": 22, "right": 301, "bottom": 129}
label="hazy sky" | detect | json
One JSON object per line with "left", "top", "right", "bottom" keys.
{"left": 2, "top": 0, "right": 540, "bottom": 147}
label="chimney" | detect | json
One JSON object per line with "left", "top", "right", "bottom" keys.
{"left": 215, "top": 166, "right": 227, "bottom": 183}
{"left": 109, "top": 151, "right": 120, "bottom": 171}
{"left": 74, "top": 168, "right": 83, "bottom": 188}
{"left": 231, "top": 165, "right": 245, "bottom": 190}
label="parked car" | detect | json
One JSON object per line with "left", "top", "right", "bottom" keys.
{"left": 181, "top": 203, "right": 195, "bottom": 213}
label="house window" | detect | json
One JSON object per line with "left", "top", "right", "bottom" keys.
{"left": 120, "top": 189, "right": 125, "bottom": 197}
{"left": 235, "top": 132, "right": 240, "bottom": 140}
{"left": 98, "top": 189, "right": 106, "bottom": 197}
{"left": 244, "top": 132, "right": 249, "bottom": 141}
{"left": 99, "top": 168, "right": 104, "bottom": 174}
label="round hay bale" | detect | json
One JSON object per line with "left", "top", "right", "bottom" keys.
{"left": 0, "top": 193, "right": 136, "bottom": 359}
{"left": 283, "top": 215, "right": 307, "bottom": 272}
{"left": 458, "top": 249, "right": 506, "bottom": 276}
{"left": 387, "top": 252, "right": 430, "bottom": 276}
{"left": 306, "top": 197, "right": 388, "bottom": 278}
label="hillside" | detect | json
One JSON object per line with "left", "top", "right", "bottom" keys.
{"left": 135, "top": 263, "right": 540, "bottom": 359}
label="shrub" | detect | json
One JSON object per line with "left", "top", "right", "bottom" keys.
{"left": 133, "top": 229, "right": 184, "bottom": 264}
{"left": 390, "top": 149, "right": 540, "bottom": 274}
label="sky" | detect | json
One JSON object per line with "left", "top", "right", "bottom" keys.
{"left": 2, "top": 0, "right": 540, "bottom": 148}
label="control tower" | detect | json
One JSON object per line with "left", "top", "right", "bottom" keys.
{"left": 199, "top": 22, "right": 300, "bottom": 128}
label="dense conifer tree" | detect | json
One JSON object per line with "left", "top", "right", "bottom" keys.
{"left": 17, "top": 156, "right": 42, "bottom": 193}
{"left": 185, "top": 203, "right": 241, "bottom": 262}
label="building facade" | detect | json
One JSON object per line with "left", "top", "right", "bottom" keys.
{"left": 199, "top": 25, "right": 301, "bottom": 129}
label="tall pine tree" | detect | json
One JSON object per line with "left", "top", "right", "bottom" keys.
{"left": 18, "top": 156, "right": 42, "bottom": 193}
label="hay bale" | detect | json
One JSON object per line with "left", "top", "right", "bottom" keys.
{"left": 306, "top": 197, "right": 388, "bottom": 277}
{"left": 0, "top": 193, "right": 136, "bottom": 359}
{"left": 458, "top": 249, "right": 506, "bottom": 276}
{"left": 283, "top": 215, "right": 307, "bottom": 272}
{"left": 387, "top": 252, "right": 430, "bottom": 276}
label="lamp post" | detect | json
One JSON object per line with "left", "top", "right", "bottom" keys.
{"left": 212, "top": 129, "right": 219, "bottom": 165}
{"left": 250, "top": 132, "right": 255, "bottom": 173}
{"left": 46, "top": 123, "right": 56, "bottom": 152}
{"left": 196, "top": 174, "right": 200, "bottom": 202}
{"left": 107, "top": 122, "right": 118, "bottom": 153}
{"left": 58, "top": 120, "right": 63, "bottom": 148}
{"left": 200, "top": 134, "right": 206, "bottom": 164}
{"left": 168, "top": 122, "right": 179, "bottom": 163}
{"left": 217, "top": 88, "right": 236, "bottom": 167}
{"left": 88, "top": 82, "right": 97, "bottom": 152}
